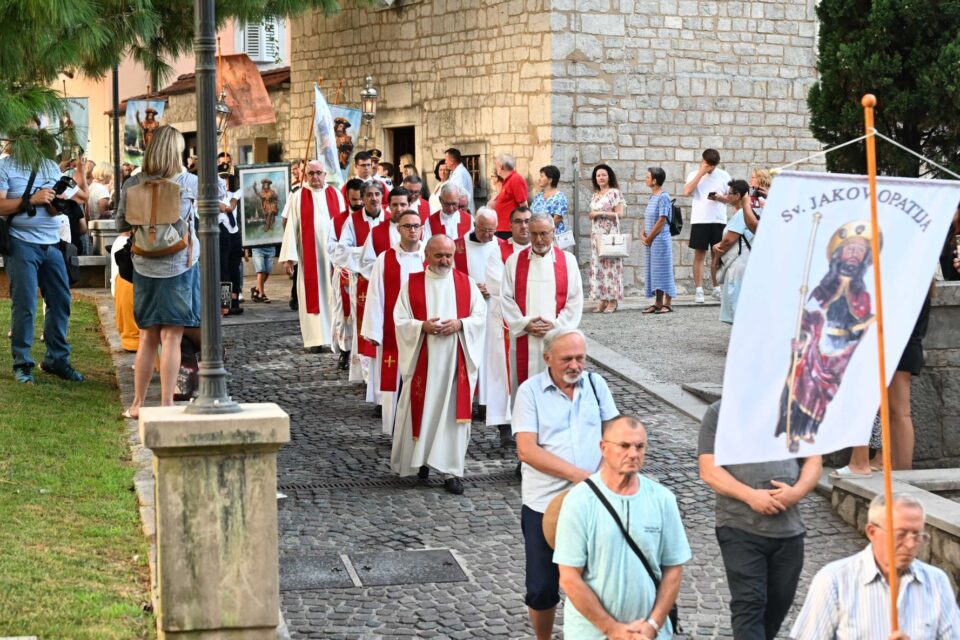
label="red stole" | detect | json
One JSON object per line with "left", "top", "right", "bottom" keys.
{"left": 332, "top": 210, "right": 351, "bottom": 318}
{"left": 428, "top": 210, "right": 471, "bottom": 240}
{"left": 299, "top": 187, "right": 337, "bottom": 315}
{"left": 498, "top": 238, "right": 518, "bottom": 391}
{"left": 453, "top": 237, "right": 469, "bottom": 275}
{"left": 371, "top": 221, "right": 394, "bottom": 257}
{"left": 407, "top": 270, "right": 472, "bottom": 439}
{"left": 351, "top": 210, "right": 380, "bottom": 358}
{"left": 380, "top": 249, "right": 403, "bottom": 392}
{"left": 513, "top": 246, "right": 568, "bottom": 388}
{"left": 415, "top": 198, "right": 430, "bottom": 222}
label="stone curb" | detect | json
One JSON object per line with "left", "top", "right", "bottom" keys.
{"left": 585, "top": 335, "right": 711, "bottom": 424}
{"left": 91, "top": 292, "right": 290, "bottom": 639}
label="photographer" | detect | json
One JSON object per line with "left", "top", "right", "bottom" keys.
{"left": 0, "top": 117, "right": 85, "bottom": 384}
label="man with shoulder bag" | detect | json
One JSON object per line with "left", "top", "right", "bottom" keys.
{"left": 0, "top": 117, "right": 85, "bottom": 384}
{"left": 512, "top": 327, "right": 619, "bottom": 640}
{"left": 554, "top": 415, "right": 690, "bottom": 639}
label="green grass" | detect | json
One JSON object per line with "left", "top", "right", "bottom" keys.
{"left": 0, "top": 297, "right": 155, "bottom": 639}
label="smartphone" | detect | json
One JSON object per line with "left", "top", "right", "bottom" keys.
{"left": 707, "top": 192, "right": 717, "bottom": 200}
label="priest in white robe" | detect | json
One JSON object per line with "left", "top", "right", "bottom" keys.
{"left": 423, "top": 183, "right": 474, "bottom": 240}
{"left": 500, "top": 211, "right": 583, "bottom": 398}
{"left": 361, "top": 210, "right": 425, "bottom": 435}
{"left": 279, "top": 160, "right": 344, "bottom": 350}
{"left": 336, "top": 179, "right": 388, "bottom": 387}
{"left": 391, "top": 235, "right": 486, "bottom": 496}
{"left": 452, "top": 208, "right": 499, "bottom": 411}
{"left": 483, "top": 206, "right": 531, "bottom": 444}
{"left": 326, "top": 178, "right": 363, "bottom": 369}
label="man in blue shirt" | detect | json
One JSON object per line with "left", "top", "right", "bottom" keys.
{"left": 512, "top": 327, "right": 619, "bottom": 640}
{"left": 555, "top": 415, "right": 691, "bottom": 639}
{"left": 0, "top": 118, "right": 85, "bottom": 383}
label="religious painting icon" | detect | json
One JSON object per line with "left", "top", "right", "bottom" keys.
{"left": 237, "top": 162, "right": 291, "bottom": 247}
{"left": 776, "top": 218, "right": 881, "bottom": 453}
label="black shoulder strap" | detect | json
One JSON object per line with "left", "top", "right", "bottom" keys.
{"left": 588, "top": 372, "right": 601, "bottom": 407}
{"left": 15, "top": 167, "right": 39, "bottom": 218}
{"left": 583, "top": 477, "right": 661, "bottom": 590}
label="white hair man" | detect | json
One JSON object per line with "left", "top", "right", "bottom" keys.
{"left": 493, "top": 153, "right": 529, "bottom": 238}
{"left": 449, "top": 207, "right": 500, "bottom": 420}
{"left": 791, "top": 493, "right": 960, "bottom": 639}
{"left": 423, "top": 182, "right": 474, "bottom": 241}
{"left": 512, "top": 327, "right": 620, "bottom": 640}
{"left": 390, "top": 234, "right": 487, "bottom": 495}
{"left": 500, "top": 210, "right": 583, "bottom": 398}
{"left": 279, "top": 159, "right": 345, "bottom": 352}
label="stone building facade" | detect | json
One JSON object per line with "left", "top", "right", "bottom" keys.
{"left": 289, "top": 0, "right": 825, "bottom": 292}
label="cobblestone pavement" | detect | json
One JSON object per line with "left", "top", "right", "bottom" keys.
{"left": 224, "top": 305, "right": 864, "bottom": 639}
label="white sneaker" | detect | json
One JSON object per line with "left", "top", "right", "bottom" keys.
{"left": 712, "top": 286, "right": 722, "bottom": 300}
{"left": 695, "top": 287, "right": 705, "bottom": 304}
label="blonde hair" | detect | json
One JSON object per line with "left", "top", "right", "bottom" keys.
{"left": 752, "top": 168, "right": 773, "bottom": 190}
{"left": 92, "top": 162, "right": 113, "bottom": 183}
{"left": 142, "top": 125, "right": 185, "bottom": 179}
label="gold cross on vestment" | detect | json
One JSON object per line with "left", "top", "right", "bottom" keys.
{"left": 384, "top": 355, "right": 396, "bottom": 368}
{"left": 358, "top": 292, "right": 366, "bottom": 304}
{"left": 415, "top": 378, "right": 425, "bottom": 397}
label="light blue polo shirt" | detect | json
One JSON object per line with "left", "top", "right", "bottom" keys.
{"left": 512, "top": 369, "right": 618, "bottom": 512}
{"left": 0, "top": 156, "right": 64, "bottom": 245}
{"left": 554, "top": 473, "right": 692, "bottom": 639}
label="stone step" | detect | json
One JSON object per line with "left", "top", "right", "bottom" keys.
{"left": 680, "top": 382, "right": 722, "bottom": 404}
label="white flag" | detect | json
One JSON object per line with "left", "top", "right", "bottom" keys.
{"left": 313, "top": 85, "right": 344, "bottom": 188}
{"left": 715, "top": 170, "right": 960, "bottom": 465}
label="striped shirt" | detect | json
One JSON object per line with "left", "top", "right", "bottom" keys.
{"left": 790, "top": 545, "right": 960, "bottom": 639}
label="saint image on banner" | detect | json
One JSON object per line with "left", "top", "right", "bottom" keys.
{"left": 776, "top": 220, "right": 880, "bottom": 453}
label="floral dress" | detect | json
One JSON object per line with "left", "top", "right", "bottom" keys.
{"left": 531, "top": 191, "right": 569, "bottom": 233}
{"left": 588, "top": 188, "right": 625, "bottom": 301}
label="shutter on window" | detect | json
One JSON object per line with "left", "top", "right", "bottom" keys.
{"left": 263, "top": 18, "right": 279, "bottom": 61}
{"left": 244, "top": 20, "right": 264, "bottom": 61}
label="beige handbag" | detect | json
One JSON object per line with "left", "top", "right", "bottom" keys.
{"left": 596, "top": 219, "right": 631, "bottom": 258}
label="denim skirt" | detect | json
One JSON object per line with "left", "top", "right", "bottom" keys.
{"left": 133, "top": 263, "right": 201, "bottom": 328}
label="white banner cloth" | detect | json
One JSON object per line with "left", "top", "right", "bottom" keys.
{"left": 715, "top": 170, "right": 960, "bottom": 465}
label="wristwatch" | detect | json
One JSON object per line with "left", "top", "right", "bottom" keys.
{"left": 646, "top": 617, "right": 661, "bottom": 632}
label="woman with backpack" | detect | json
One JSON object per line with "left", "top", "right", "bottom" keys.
{"left": 640, "top": 167, "right": 676, "bottom": 314}
{"left": 116, "top": 125, "right": 201, "bottom": 418}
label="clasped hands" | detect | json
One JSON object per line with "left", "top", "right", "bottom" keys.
{"left": 607, "top": 619, "right": 658, "bottom": 640}
{"left": 747, "top": 480, "right": 802, "bottom": 515}
{"left": 525, "top": 316, "right": 555, "bottom": 337}
{"left": 422, "top": 317, "right": 462, "bottom": 336}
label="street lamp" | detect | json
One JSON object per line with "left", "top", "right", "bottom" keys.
{"left": 215, "top": 87, "right": 232, "bottom": 139}
{"left": 186, "top": 0, "right": 239, "bottom": 415}
{"left": 360, "top": 75, "right": 378, "bottom": 150}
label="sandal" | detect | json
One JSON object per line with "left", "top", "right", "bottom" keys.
{"left": 592, "top": 302, "right": 608, "bottom": 313}
{"left": 642, "top": 305, "right": 662, "bottom": 314}
{"left": 829, "top": 465, "right": 873, "bottom": 479}
{"left": 260, "top": 293, "right": 271, "bottom": 304}
{"left": 603, "top": 301, "right": 618, "bottom": 314}
{"left": 250, "top": 287, "right": 262, "bottom": 303}
{"left": 654, "top": 305, "right": 673, "bottom": 314}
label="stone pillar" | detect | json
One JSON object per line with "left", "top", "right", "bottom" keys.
{"left": 140, "top": 404, "right": 290, "bottom": 639}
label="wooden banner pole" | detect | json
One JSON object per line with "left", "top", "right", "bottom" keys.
{"left": 333, "top": 79, "right": 344, "bottom": 106}
{"left": 862, "top": 93, "right": 898, "bottom": 633}
{"left": 302, "top": 76, "right": 323, "bottom": 166}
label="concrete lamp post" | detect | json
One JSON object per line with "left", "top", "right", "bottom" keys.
{"left": 138, "top": 1, "right": 290, "bottom": 638}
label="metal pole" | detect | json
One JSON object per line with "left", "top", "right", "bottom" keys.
{"left": 186, "top": 0, "right": 239, "bottom": 414}
{"left": 112, "top": 65, "right": 121, "bottom": 191}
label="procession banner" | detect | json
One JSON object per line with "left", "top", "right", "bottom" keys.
{"left": 48, "top": 98, "right": 89, "bottom": 159}
{"left": 124, "top": 99, "right": 166, "bottom": 166}
{"left": 715, "top": 170, "right": 960, "bottom": 466}
{"left": 313, "top": 84, "right": 344, "bottom": 188}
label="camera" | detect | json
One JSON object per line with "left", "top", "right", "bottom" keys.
{"left": 47, "top": 174, "right": 84, "bottom": 220}
{"left": 52, "top": 174, "right": 78, "bottom": 199}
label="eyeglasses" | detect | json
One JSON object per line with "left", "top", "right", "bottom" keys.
{"left": 511, "top": 219, "right": 531, "bottom": 226}
{"left": 399, "top": 224, "right": 421, "bottom": 231}
{"left": 603, "top": 440, "right": 646, "bottom": 452}
{"left": 870, "top": 524, "right": 930, "bottom": 544}
{"left": 529, "top": 230, "right": 554, "bottom": 238}
{"left": 476, "top": 226, "right": 497, "bottom": 234}
{"left": 306, "top": 171, "right": 325, "bottom": 177}
{"left": 440, "top": 200, "right": 460, "bottom": 208}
